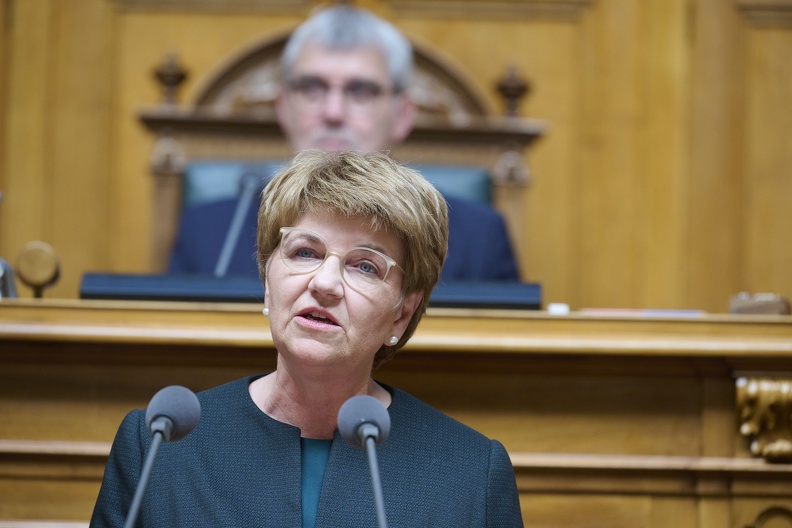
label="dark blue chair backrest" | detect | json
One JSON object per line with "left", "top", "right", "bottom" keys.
{"left": 183, "top": 160, "right": 493, "bottom": 207}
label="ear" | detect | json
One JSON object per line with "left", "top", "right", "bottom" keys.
{"left": 388, "top": 291, "right": 423, "bottom": 338}
{"left": 390, "top": 94, "right": 416, "bottom": 144}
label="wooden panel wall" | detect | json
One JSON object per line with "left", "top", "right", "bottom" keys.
{"left": 2, "top": 301, "right": 792, "bottom": 525}
{"left": 1, "top": 0, "right": 791, "bottom": 313}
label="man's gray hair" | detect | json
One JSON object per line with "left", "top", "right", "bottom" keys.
{"left": 281, "top": 5, "right": 413, "bottom": 92}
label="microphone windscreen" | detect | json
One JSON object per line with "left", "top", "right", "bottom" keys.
{"left": 337, "top": 395, "right": 391, "bottom": 449}
{"left": 145, "top": 385, "right": 201, "bottom": 442}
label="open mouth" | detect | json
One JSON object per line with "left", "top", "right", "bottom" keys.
{"left": 300, "top": 311, "right": 339, "bottom": 326}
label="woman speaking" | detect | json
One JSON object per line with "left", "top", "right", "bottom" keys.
{"left": 90, "top": 150, "right": 523, "bottom": 527}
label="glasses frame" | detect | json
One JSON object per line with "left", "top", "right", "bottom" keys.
{"left": 278, "top": 227, "right": 403, "bottom": 291}
{"left": 285, "top": 75, "right": 395, "bottom": 111}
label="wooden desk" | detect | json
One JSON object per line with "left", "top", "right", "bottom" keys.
{"left": 2, "top": 300, "right": 792, "bottom": 526}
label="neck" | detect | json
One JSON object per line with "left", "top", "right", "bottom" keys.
{"left": 249, "top": 360, "right": 391, "bottom": 440}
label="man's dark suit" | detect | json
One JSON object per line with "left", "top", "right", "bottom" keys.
{"left": 168, "top": 194, "right": 520, "bottom": 283}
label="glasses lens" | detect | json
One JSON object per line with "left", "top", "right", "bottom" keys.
{"left": 280, "top": 230, "right": 326, "bottom": 273}
{"left": 279, "top": 228, "right": 393, "bottom": 291}
{"left": 287, "top": 76, "right": 388, "bottom": 110}
{"left": 288, "top": 77, "right": 328, "bottom": 104}
{"left": 342, "top": 249, "right": 390, "bottom": 290}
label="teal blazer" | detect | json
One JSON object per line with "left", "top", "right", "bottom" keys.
{"left": 90, "top": 376, "right": 523, "bottom": 527}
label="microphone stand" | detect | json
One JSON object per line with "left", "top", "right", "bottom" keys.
{"left": 0, "top": 258, "right": 17, "bottom": 299}
{"left": 213, "top": 172, "right": 262, "bottom": 278}
{"left": 123, "top": 417, "right": 172, "bottom": 528}
{"left": 360, "top": 423, "right": 388, "bottom": 528}
{"left": 0, "top": 194, "right": 16, "bottom": 300}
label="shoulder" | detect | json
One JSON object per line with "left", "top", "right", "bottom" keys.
{"left": 444, "top": 195, "right": 504, "bottom": 222}
{"left": 388, "top": 387, "right": 492, "bottom": 450}
{"left": 192, "top": 375, "right": 267, "bottom": 424}
{"left": 196, "top": 375, "right": 257, "bottom": 402}
{"left": 377, "top": 387, "right": 522, "bottom": 525}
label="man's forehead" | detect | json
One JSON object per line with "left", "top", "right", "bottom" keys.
{"left": 290, "top": 43, "right": 390, "bottom": 82}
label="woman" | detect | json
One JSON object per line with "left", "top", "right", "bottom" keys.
{"left": 90, "top": 151, "right": 523, "bottom": 527}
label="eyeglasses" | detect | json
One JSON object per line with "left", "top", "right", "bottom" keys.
{"left": 286, "top": 76, "right": 392, "bottom": 109}
{"left": 278, "top": 227, "right": 403, "bottom": 292}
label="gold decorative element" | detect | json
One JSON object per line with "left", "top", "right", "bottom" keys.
{"left": 744, "top": 506, "right": 792, "bottom": 528}
{"left": 736, "top": 377, "right": 792, "bottom": 463}
{"left": 154, "top": 54, "right": 189, "bottom": 106}
{"left": 411, "top": 69, "right": 475, "bottom": 127}
{"left": 150, "top": 134, "right": 187, "bottom": 177}
{"left": 15, "top": 241, "right": 61, "bottom": 298}
{"left": 496, "top": 66, "right": 530, "bottom": 118}
{"left": 492, "top": 149, "right": 530, "bottom": 186}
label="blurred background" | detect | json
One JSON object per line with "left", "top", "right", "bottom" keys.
{"left": 1, "top": 0, "right": 791, "bottom": 312}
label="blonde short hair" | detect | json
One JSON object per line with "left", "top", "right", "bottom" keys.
{"left": 257, "top": 150, "right": 448, "bottom": 368}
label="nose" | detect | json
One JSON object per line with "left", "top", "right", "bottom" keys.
{"left": 320, "top": 87, "right": 348, "bottom": 123}
{"left": 309, "top": 253, "right": 345, "bottom": 297}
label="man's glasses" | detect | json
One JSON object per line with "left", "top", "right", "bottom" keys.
{"left": 286, "top": 76, "right": 392, "bottom": 109}
{"left": 278, "top": 227, "right": 403, "bottom": 292}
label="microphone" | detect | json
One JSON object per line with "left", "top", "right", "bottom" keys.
{"left": 0, "top": 193, "right": 13, "bottom": 300}
{"left": 145, "top": 384, "right": 202, "bottom": 442}
{"left": 337, "top": 395, "right": 391, "bottom": 528}
{"left": 123, "top": 386, "right": 201, "bottom": 528}
{"left": 0, "top": 258, "right": 17, "bottom": 299}
{"left": 214, "top": 171, "right": 265, "bottom": 278}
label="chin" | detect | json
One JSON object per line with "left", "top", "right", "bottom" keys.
{"left": 289, "top": 343, "right": 346, "bottom": 367}
{"left": 309, "top": 136, "right": 361, "bottom": 152}
{"left": 319, "top": 142, "right": 356, "bottom": 152}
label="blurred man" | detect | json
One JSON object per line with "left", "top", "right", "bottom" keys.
{"left": 170, "top": 5, "right": 520, "bottom": 282}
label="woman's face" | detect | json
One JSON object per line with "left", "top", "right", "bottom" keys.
{"left": 264, "top": 210, "right": 422, "bottom": 371}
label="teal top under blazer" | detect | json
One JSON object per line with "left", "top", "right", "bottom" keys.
{"left": 90, "top": 375, "right": 524, "bottom": 527}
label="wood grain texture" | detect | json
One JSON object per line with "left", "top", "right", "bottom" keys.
{"left": 1, "top": 0, "right": 792, "bottom": 314}
{"left": 2, "top": 300, "right": 792, "bottom": 525}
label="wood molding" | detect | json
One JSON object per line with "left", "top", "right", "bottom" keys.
{"left": 110, "top": 0, "right": 593, "bottom": 19}
{"left": 0, "top": 440, "right": 109, "bottom": 458}
{"left": 389, "top": 0, "right": 593, "bottom": 20}
{"left": 0, "top": 523, "right": 88, "bottom": 528}
{"left": 737, "top": 0, "right": 792, "bottom": 26}
{"left": 3, "top": 300, "right": 792, "bottom": 365}
{"left": 110, "top": 0, "right": 311, "bottom": 13}
{"left": 513, "top": 452, "right": 792, "bottom": 496}
{"left": 4, "top": 439, "right": 792, "bottom": 498}
{"left": 745, "top": 507, "right": 792, "bottom": 528}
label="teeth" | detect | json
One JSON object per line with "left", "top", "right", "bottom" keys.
{"left": 310, "top": 311, "right": 327, "bottom": 319}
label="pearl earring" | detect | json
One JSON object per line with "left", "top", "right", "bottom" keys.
{"left": 262, "top": 307, "right": 270, "bottom": 317}
{"left": 388, "top": 336, "right": 399, "bottom": 346}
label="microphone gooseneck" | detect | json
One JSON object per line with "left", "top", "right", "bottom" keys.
{"left": 214, "top": 171, "right": 264, "bottom": 278}
{"left": 124, "top": 385, "right": 201, "bottom": 528}
{"left": 337, "top": 395, "right": 391, "bottom": 528}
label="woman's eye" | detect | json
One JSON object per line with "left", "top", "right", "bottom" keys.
{"left": 350, "top": 259, "right": 381, "bottom": 277}
{"left": 358, "top": 262, "right": 376, "bottom": 274}
{"left": 295, "top": 247, "right": 320, "bottom": 259}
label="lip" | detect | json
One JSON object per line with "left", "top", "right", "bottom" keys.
{"left": 296, "top": 307, "right": 340, "bottom": 327}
